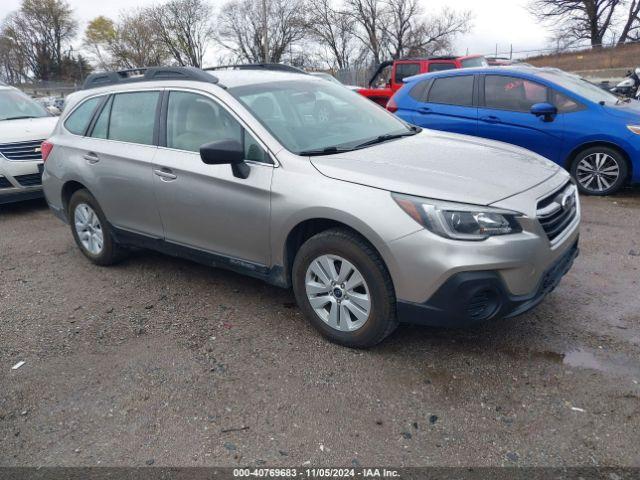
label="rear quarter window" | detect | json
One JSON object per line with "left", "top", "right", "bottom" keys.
{"left": 64, "top": 96, "right": 103, "bottom": 135}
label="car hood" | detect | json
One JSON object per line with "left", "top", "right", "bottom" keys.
{"left": 0, "top": 116, "right": 58, "bottom": 144}
{"left": 602, "top": 101, "right": 640, "bottom": 122}
{"left": 310, "top": 130, "right": 561, "bottom": 205}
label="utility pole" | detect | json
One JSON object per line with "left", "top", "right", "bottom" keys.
{"left": 262, "top": 0, "right": 269, "bottom": 63}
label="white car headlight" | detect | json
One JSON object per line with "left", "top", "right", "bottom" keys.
{"left": 393, "top": 193, "right": 523, "bottom": 241}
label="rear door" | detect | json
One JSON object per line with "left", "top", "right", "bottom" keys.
{"left": 411, "top": 74, "right": 478, "bottom": 136}
{"left": 78, "top": 90, "right": 164, "bottom": 237}
{"left": 477, "top": 74, "right": 564, "bottom": 161}
{"left": 152, "top": 89, "right": 273, "bottom": 266}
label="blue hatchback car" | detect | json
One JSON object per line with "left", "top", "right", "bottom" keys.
{"left": 390, "top": 66, "right": 640, "bottom": 195}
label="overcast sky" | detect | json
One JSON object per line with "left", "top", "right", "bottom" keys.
{"left": 0, "top": 0, "right": 551, "bottom": 61}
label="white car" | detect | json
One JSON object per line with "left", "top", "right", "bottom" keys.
{"left": 0, "top": 83, "right": 58, "bottom": 204}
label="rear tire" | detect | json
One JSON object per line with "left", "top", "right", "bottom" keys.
{"left": 570, "top": 146, "right": 628, "bottom": 195}
{"left": 68, "top": 189, "right": 127, "bottom": 266}
{"left": 292, "top": 228, "right": 397, "bottom": 348}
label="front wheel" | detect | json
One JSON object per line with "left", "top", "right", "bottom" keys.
{"left": 570, "top": 146, "right": 628, "bottom": 195}
{"left": 292, "top": 228, "right": 398, "bottom": 348}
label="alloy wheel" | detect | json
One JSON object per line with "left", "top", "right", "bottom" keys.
{"left": 74, "top": 203, "right": 104, "bottom": 255}
{"left": 575, "top": 152, "right": 620, "bottom": 193}
{"left": 305, "top": 254, "right": 371, "bottom": 332}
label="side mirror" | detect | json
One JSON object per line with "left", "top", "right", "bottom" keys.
{"left": 530, "top": 102, "right": 557, "bottom": 122}
{"left": 46, "top": 105, "right": 61, "bottom": 116}
{"left": 199, "top": 139, "right": 249, "bottom": 179}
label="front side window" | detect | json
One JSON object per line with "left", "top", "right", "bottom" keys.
{"left": 64, "top": 96, "right": 103, "bottom": 135}
{"left": 166, "top": 91, "right": 267, "bottom": 161}
{"left": 428, "top": 76, "right": 474, "bottom": 106}
{"left": 108, "top": 91, "right": 159, "bottom": 145}
{"left": 551, "top": 90, "right": 583, "bottom": 113}
{"left": 394, "top": 63, "right": 420, "bottom": 84}
{"left": 0, "top": 88, "right": 49, "bottom": 121}
{"left": 229, "top": 80, "right": 411, "bottom": 155}
{"left": 484, "top": 75, "right": 548, "bottom": 112}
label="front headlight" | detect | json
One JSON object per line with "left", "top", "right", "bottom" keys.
{"left": 392, "top": 193, "right": 523, "bottom": 241}
{"left": 627, "top": 125, "right": 640, "bottom": 135}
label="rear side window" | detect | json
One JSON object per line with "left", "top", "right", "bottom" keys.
{"left": 484, "top": 75, "right": 548, "bottom": 112}
{"left": 461, "top": 57, "right": 488, "bottom": 68}
{"left": 409, "top": 80, "right": 431, "bottom": 101}
{"left": 64, "top": 97, "right": 102, "bottom": 135}
{"left": 428, "top": 76, "right": 474, "bottom": 106}
{"left": 394, "top": 63, "right": 420, "bottom": 84}
{"left": 428, "top": 63, "right": 456, "bottom": 73}
{"left": 90, "top": 95, "right": 113, "bottom": 139}
{"left": 108, "top": 91, "right": 160, "bottom": 145}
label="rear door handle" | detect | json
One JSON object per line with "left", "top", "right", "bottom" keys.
{"left": 154, "top": 168, "right": 177, "bottom": 181}
{"left": 480, "top": 115, "right": 501, "bottom": 124}
{"left": 83, "top": 152, "right": 99, "bottom": 164}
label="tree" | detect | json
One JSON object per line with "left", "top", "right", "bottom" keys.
{"left": 344, "top": 0, "right": 388, "bottom": 65}
{"left": 307, "top": 0, "right": 357, "bottom": 69}
{"left": 108, "top": 11, "right": 170, "bottom": 69}
{"left": 84, "top": 16, "right": 116, "bottom": 70}
{"left": 1, "top": 0, "right": 77, "bottom": 81}
{"left": 384, "top": 1, "right": 471, "bottom": 58}
{"left": 216, "top": 0, "right": 308, "bottom": 63}
{"left": 529, "top": 0, "right": 625, "bottom": 47}
{"left": 147, "top": 0, "right": 214, "bottom": 68}
{"left": 617, "top": 0, "right": 640, "bottom": 42}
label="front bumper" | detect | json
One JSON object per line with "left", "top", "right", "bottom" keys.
{"left": 0, "top": 157, "right": 44, "bottom": 205}
{"left": 397, "top": 240, "right": 579, "bottom": 327}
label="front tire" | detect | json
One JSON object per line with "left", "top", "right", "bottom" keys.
{"left": 570, "top": 146, "right": 628, "bottom": 195}
{"left": 68, "top": 189, "right": 126, "bottom": 266}
{"left": 292, "top": 228, "right": 397, "bottom": 348}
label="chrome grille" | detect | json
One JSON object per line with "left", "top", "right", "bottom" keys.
{"left": 536, "top": 182, "right": 578, "bottom": 242}
{"left": 0, "top": 140, "right": 44, "bottom": 161}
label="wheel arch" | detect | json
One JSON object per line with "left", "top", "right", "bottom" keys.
{"left": 281, "top": 217, "right": 394, "bottom": 290}
{"left": 61, "top": 180, "right": 90, "bottom": 218}
{"left": 565, "top": 141, "right": 632, "bottom": 183}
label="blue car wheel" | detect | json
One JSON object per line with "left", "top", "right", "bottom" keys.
{"left": 570, "top": 146, "right": 628, "bottom": 196}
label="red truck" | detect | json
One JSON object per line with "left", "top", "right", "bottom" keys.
{"left": 357, "top": 55, "right": 488, "bottom": 107}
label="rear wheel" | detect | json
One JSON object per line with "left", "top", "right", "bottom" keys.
{"left": 292, "top": 228, "right": 397, "bottom": 348}
{"left": 570, "top": 146, "right": 628, "bottom": 195}
{"left": 68, "top": 189, "right": 126, "bottom": 265}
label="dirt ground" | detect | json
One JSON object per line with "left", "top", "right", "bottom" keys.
{"left": 1, "top": 191, "right": 639, "bottom": 467}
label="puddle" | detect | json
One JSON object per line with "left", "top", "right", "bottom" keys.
{"left": 562, "top": 348, "right": 640, "bottom": 379}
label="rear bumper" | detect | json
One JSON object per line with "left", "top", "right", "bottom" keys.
{"left": 397, "top": 240, "right": 579, "bottom": 327}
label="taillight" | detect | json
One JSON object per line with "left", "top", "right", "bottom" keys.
{"left": 386, "top": 96, "right": 398, "bottom": 113}
{"left": 41, "top": 140, "right": 54, "bottom": 162}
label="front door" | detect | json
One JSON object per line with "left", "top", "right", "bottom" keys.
{"left": 477, "top": 74, "right": 564, "bottom": 162}
{"left": 152, "top": 90, "right": 273, "bottom": 266}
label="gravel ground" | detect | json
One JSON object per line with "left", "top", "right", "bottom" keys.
{"left": 1, "top": 191, "right": 639, "bottom": 467}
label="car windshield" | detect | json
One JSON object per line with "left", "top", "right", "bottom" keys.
{"left": 0, "top": 89, "right": 49, "bottom": 120}
{"left": 538, "top": 70, "right": 621, "bottom": 105}
{"left": 229, "top": 79, "right": 413, "bottom": 155}
{"left": 311, "top": 73, "right": 343, "bottom": 85}
{"left": 462, "top": 56, "right": 489, "bottom": 68}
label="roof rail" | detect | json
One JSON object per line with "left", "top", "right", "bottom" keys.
{"left": 82, "top": 66, "right": 219, "bottom": 90}
{"left": 205, "top": 63, "right": 307, "bottom": 74}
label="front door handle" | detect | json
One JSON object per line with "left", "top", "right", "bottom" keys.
{"left": 154, "top": 168, "right": 177, "bottom": 181}
{"left": 480, "top": 115, "right": 501, "bottom": 124}
{"left": 83, "top": 152, "right": 99, "bottom": 164}
{"left": 417, "top": 106, "right": 431, "bottom": 114}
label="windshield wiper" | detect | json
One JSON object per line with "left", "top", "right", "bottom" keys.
{"left": 299, "top": 146, "right": 354, "bottom": 156}
{"left": 1, "top": 115, "right": 39, "bottom": 121}
{"left": 353, "top": 128, "right": 420, "bottom": 150}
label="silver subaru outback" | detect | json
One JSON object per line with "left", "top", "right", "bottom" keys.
{"left": 42, "top": 67, "right": 580, "bottom": 348}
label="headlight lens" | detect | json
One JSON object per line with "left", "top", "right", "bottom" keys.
{"left": 627, "top": 125, "right": 640, "bottom": 135}
{"left": 393, "top": 193, "right": 523, "bottom": 241}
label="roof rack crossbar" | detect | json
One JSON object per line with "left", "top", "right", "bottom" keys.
{"left": 81, "top": 66, "right": 219, "bottom": 90}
